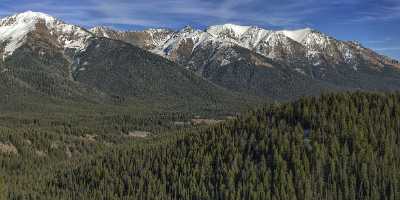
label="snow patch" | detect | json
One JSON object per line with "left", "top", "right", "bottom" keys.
{"left": 278, "top": 28, "right": 313, "bottom": 43}
{"left": 313, "top": 61, "right": 321, "bottom": 66}
{"left": 207, "top": 24, "right": 251, "bottom": 38}
{"left": 220, "top": 59, "right": 231, "bottom": 66}
{"left": 152, "top": 27, "right": 219, "bottom": 57}
{"left": 343, "top": 48, "right": 353, "bottom": 63}
{"left": 239, "top": 27, "right": 272, "bottom": 49}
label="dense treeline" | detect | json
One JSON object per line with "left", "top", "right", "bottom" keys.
{"left": 0, "top": 109, "right": 214, "bottom": 199}
{"left": 0, "top": 177, "right": 4, "bottom": 200}
{"left": 2, "top": 92, "right": 400, "bottom": 199}
{"left": 38, "top": 92, "right": 399, "bottom": 200}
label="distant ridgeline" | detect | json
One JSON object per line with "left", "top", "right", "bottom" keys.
{"left": 36, "top": 92, "right": 399, "bottom": 199}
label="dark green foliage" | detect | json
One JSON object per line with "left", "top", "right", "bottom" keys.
{"left": 40, "top": 92, "right": 400, "bottom": 200}
{"left": 0, "top": 109, "right": 212, "bottom": 200}
{"left": 77, "top": 38, "right": 214, "bottom": 99}
{"left": 0, "top": 177, "right": 4, "bottom": 200}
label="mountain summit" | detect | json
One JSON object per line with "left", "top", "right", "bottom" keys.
{"left": 0, "top": 11, "right": 92, "bottom": 59}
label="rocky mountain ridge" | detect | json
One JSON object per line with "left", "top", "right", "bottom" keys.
{"left": 91, "top": 23, "right": 400, "bottom": 73}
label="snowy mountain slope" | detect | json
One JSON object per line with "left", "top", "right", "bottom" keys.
{"left": 278, "top": 28, "right": 313, "bottom": 43}
{"left": 90, "top": 26, "right": 173, "bottom": 50}
{"left": 204, "top": 24, "right": 400, "bottom": 69}
{"left": 0, "top": 11, "right": 92, "bottom": 59}
{"left": 151, "top": 26, "right": 226, "bottom": 64}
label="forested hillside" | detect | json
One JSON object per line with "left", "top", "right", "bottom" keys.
{"left": 7, "top": 92, "right": 394, "bottom": 200}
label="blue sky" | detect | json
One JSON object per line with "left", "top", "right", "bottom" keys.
{"left": 1, "top": 0, "right": 399, "bottom": 59}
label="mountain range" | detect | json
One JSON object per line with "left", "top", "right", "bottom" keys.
{"left": 1, "top": 11, "right": 400, "bottom": 110}
{"left": 91, "top": 24, "right": 400, "bottom": 98}
{"left": 0, "top": 11, "right": 252, "bottom": 113}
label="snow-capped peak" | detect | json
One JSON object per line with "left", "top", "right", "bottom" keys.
{"left": 278, "top": 28, "right": 313, "bottom": 43}
{"left": 206, "top": 24, "right": 315, "bottom": 44}
{"left": 89, "top": 26, "right": 118, "bottom": 38}
{"left": 0, "top": 11, "right": 56, "bottom": 26}
{"left": 207, "top": 24, "right": 252, "bottom": 38}
{"left": 0, "top": 11, "right": 92, "bottom": 58}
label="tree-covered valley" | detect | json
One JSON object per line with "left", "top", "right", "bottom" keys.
{"left": 1, "top": 92, "right": 400, "bottom": 200}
